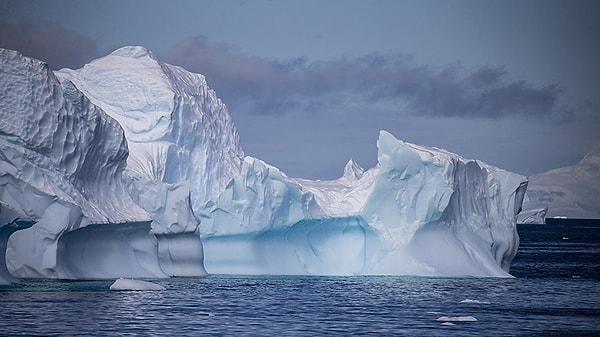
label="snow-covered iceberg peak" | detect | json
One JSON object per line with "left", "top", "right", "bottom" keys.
{"left": 342, "top": 158, "right": 366, "bottom": 181}
{"left": 56, "top": 46, "right": 244, "bottom": 212}
{"left": 0, "top": 48, "right": 147, "bottom": 224}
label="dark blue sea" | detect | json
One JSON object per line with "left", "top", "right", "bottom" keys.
{"left": 1, "top": 219, "right": 599, "bottom": 336}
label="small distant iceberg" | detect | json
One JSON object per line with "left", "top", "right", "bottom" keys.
{"left": 109, "top": 278, "right": 166, "bottom": 291}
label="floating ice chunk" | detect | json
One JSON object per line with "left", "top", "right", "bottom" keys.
{"left": 460, "top": 299, "right": 491, "bottom": 305}
{"left": 436, "top": 316, "right": 478, "bottom": 322}
{"left": 109, "top": 278, "right": 165, "bottom": 291}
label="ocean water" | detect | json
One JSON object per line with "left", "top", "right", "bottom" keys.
{"left": 1, "top": 220, "right": 599, "bottom": 336}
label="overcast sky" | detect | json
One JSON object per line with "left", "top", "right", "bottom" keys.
{"left": 1, "top": 0, "right": 599, "bottom": 179}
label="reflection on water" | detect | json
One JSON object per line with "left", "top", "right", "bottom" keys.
{"left": 1, "top": 221, "right": 599, "bottom": 336}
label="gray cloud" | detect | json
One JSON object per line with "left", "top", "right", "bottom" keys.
{"left": 0, "top": 22, "right": 99, "bottom": 69}
{"left": 165, "top": 35, "right": 570, "bottom": 120}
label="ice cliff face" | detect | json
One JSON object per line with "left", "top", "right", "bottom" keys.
{"left": 0, "top": 48, "right": 146, "bottom": 283}
{"left": 363, "top": 132, "right": 526, "bottom": 275}
{"left": 1, "top": 46, "right": 528, "bottom": 282}
{"left": 0, "top": 49, "right": 207, "bottom": 283}
{"left": 0, "top": 48, "right": 146, "bottom": 224}
{"left": 201, "top": 131, "right": 527, "bottom": 277}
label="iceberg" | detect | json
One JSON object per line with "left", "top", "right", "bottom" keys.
{"left": 201, "top": 131, "right": 527, "bottom": 277}
{"left": 0, "top": 46, "right": 527, "bottom": 282}
{"left": 0, "top": 48, "right": 207, "bottom": 283}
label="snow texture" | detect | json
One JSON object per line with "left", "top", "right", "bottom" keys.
{"left": 1, "top": 46, "right": 528, "bottom": 282}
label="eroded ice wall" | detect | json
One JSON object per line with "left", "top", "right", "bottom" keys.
{"left": 0, "top": 49, "right": 206, "bottom": 282}
{"left": 360, "top": 131, "right": 527, "bottom": 276}
{"left": 0, "top": 49, "right": 146, "bottom": 224}
{"left": 201, "top": 131, "right": 527, "bottom": 277}
{"left": 0, "top": 49, "right": 153, "bottom": 281}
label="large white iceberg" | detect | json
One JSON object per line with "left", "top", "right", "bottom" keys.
{"left": 0, "top": 47, "right": 528, "bottom": 283}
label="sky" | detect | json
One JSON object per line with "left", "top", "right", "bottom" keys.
{"left": 1, "top": 0, "right": 599, "bottom": 179}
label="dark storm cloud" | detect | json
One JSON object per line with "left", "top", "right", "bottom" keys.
{"left": 0, "top": 22, "right": 99, "bottom": 70}
{"left": 166, "top": 35, "right": 568, "bottom": 120}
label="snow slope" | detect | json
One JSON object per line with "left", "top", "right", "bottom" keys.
{"left": 525, "top": 149, "right": 600, "bottom": 219}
